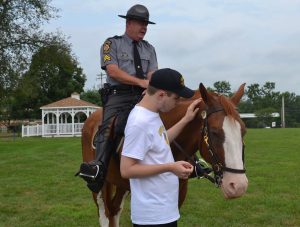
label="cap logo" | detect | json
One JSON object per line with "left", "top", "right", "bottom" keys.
{"left": 180, "top": 76, "right": 185, "bottom": 86}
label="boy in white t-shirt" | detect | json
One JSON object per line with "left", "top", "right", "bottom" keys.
{"left": 121, "top": 68, "right": 202, "bottom": 227}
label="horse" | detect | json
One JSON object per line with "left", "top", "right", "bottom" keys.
{"left": 80, "top": 83, "right": 248, "bottom": 226}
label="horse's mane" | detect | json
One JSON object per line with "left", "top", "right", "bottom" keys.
{"left": 178, "top": 90, "right": 240, "bottom": 120}
{"left": 217, "top": 94, "right": 240, "bottom": 119}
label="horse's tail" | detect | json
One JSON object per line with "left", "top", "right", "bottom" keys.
{"left": 81, "top": 108, "right": 103, "bottom": 162}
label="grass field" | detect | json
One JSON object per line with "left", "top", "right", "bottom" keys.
{"left": 0, "top": 128, "right": 299, "bottom": 227}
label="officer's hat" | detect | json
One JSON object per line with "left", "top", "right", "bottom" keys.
{"left": 118, "top": 4, "right": 155, "bottom": 24}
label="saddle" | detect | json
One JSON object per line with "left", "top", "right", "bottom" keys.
{"left": 93, "top": 108, "right": 131, "bottom": 190}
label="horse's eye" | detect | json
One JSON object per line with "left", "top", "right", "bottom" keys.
{"left": 210, "top": 128, "right": 222, "bottom": 138}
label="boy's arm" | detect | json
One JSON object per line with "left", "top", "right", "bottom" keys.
{"left": 120, "top": 156, "right": 193, "bottom": 179}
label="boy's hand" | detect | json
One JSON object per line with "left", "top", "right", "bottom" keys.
{"left": 172, "top": 161, "right": 193, "bottom": 179}
{"left": 183, "top": 98, "right": 202, "bottom": 123}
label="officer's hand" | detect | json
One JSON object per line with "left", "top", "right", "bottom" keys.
{"left": 138, "top": 79, "right": 149, "bottom": 89}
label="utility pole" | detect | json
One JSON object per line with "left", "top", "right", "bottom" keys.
{"left": 96, "top": 72, "right": 107, "bottom": 89}
{"left": 281, "top": 95, "right": 285, "bottom": 128}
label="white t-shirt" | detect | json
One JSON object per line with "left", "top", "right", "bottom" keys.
{"left": 122, "top": 106, "right": 180, "bottom": 225}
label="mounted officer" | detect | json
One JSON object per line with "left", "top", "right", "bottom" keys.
{"left": 76, "top": 4, "right": 158, "bottom": 193}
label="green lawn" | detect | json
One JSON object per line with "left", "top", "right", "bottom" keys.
{"left": 0, "top": 129, "right": 299, "bottom": 227}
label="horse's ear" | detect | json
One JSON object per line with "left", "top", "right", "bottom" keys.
{"left": 231, "top": 83, "right": 246, "bottom": 105}
{"left": 199, "top": 83, "right": 209, "bottom": 103}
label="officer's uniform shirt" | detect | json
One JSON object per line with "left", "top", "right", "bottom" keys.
{"left": 100, "top": 33, "right": 158, "bottom": 86}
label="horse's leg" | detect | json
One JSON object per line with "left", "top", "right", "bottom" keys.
{"left": 81, "top": 109, "right": 102, "bottom": 163}
{"left": 109, "top": 187, "right": 129, "bottom": 227}
{"left": 178, "top": 179, "right": 188, "bottom": 208}
{"left": 96, "top": 182, "right": 129, "bottom": 227}
{"left": 96, "top": 183, "right": 111, "bottom": 227}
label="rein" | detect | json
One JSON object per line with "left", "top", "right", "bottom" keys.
{"left": 172, "top": 140, "right": 215, "bottom": 184}
{"left": 201, "top": 108, "right": 246, "bottom": 187}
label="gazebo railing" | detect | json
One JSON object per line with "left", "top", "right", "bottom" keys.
{"left": 22, "top": 123, "right": 84, "bottom": 137}
{"left": 45, "top": 124, "right": 57, "bottom": 134}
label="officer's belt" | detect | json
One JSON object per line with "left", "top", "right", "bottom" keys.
{"left": 109, "top": 84, "right": 144, "bottom": 94}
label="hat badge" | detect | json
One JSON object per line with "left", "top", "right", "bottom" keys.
{"left": 180, "top": 76, "right": 185, "bottom": 86}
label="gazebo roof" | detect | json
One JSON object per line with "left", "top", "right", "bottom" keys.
{"left": 40, "top": 93, "right": 100, "bottom": 109}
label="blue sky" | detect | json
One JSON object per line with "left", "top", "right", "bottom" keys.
{"left": 45, "top": 0, "right": 300, "bottom": 95}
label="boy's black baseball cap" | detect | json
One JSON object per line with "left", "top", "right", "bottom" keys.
{"left": 149, "top": 68, "right": 194, "bottom": 98}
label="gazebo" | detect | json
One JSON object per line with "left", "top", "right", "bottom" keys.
{"left": 39, "top": 92, "right": 100, "bottom": 137}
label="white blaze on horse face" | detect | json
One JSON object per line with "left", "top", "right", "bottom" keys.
{"left": 221, "top": 116, "right": 248, "bottom": 199}
{"left": 222, "top": 116, "right": 243, "bottom": 170}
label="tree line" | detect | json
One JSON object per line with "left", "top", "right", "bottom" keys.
{"left": 209, "top": 81, "right": 300, "bottom": 128}
{"left": 1, "top": 0, "right": 299, "bottom": 129}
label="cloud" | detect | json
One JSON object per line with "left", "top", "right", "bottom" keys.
{"left": 46, "top": 0, "right": 300, "bottom": 94}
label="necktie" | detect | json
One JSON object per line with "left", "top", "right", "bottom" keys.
{"left": 132, "top": 41, "right": 144, "bottom": 79}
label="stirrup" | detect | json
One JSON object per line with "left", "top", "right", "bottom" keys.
{"left": 78, "top": 165, "right": 99, "bottom": 179}
{"left": 75, "top": 163, "right": 100, "bottom": 180}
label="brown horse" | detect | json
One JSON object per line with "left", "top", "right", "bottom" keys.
{"left": 80, "top": 83, "right": 248, "bottom": 226}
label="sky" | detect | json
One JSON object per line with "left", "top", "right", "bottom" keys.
{"left": 45, "top": 0, "right": 300, "bottom": 95}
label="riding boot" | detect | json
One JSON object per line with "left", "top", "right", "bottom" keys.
{"left": 77, "top": 117, "right": 115, "bottom": 193}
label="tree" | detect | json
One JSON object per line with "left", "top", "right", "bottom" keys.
{"left": 294, "top": 96, "right": 300, "bottom": 127}
{"left": 255, "top": 107, "right": 277, "bottom": 128}
{"left": 0, "top": 0, "right": 60, "bottom": 121}
{"left": 246, "top": 82, "right": 280, "bottom": 110}
{"left": 212, "top": 81, "right": 232, "bottom": 96}
{"left": 245, "top": 83, "right": 261, "bottom": 110}
{"left": 11, "top": 43, "right": 86, "bottom": 119}
{"left": 281, "top": 92, "right": 299, "bottom": 127}
{"left": 80, "top": 89, "right": 102, "bottom": 107}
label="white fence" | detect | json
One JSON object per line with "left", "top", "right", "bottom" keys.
{"left": 22, "top": 123, "right": 84, "bottom": 137}
{"left": 22, "top": 125, "right": 42, "bottom": 137}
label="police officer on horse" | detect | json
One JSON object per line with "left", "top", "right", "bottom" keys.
{"left": 76, "top": 4, "right": 158, "bottom": 193}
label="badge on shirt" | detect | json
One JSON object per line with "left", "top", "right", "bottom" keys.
{"left": 103, "top": 40, "right": 111, "bottom": 54}
{"left": 103, "top": 54, "right": 111, "bottom": 62}
{"left": 158, "top": 125, "right": 170, "bottom": 145}
{"left": 120, "top": 52, "right": 129, "bottom": 58}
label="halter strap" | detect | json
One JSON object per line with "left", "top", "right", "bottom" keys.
{"left": 172, "top": 140, "right": 215, "bottom": 183}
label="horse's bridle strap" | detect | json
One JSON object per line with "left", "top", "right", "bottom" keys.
{"left": 222, "top": 167, "right": 246, "bottom": 174}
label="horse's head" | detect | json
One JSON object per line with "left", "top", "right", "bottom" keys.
{"left": 198, "top": 83, "right": 248, "bottom": 199}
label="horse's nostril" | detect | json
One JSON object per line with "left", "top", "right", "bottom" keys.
{"left": 229, "top": 182, "right": 236, "bottom": 190}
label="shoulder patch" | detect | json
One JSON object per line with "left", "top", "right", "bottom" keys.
{"left": 103, "top": 40, "right": 111, "bottom": 54}
{"left": 103, "top": 54, "right": 111, "bottom": 62}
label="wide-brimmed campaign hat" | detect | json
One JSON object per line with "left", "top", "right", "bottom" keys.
{"left": 149, "top": 68, "right": 195, "bottom": 98}
{"left": 118, "top": 4, "right": 155, "bottom": 24}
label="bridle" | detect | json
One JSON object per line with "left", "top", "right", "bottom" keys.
{"left": 200, "top": 107, "right": 246, "bottom": 187}
{"left": 172, "top": 105, "right": 246, "bottom": 187}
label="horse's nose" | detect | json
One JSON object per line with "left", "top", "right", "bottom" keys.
{"left": 221, "top": 172, "right": 248, "bottom": 199}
